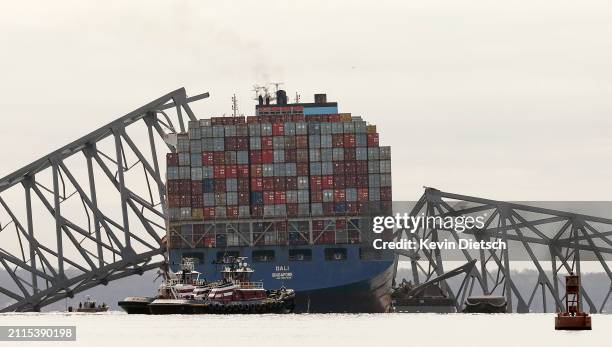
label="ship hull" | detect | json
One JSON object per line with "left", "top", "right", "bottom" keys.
{"left": 169, "top": 244, "right": 394, "bottom": 313}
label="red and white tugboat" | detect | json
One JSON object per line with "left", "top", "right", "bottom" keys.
{"left": 149, "top": 256, "right": 295, "bottom": 314}
{"left": 119, "top": 258, "right": 209, "bottom": 314}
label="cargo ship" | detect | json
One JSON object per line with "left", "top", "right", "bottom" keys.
{"left": 165, "top": 89, "right": 394, "bottom": 313}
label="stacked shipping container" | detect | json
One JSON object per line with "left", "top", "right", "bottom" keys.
{"left": 166, "top": 104, "right": 391, "bottom": 249}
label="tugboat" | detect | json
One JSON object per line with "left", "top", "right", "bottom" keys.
{"left": 148, "top": 256, "right": 295, "bottom": 314}
{"left": 68, "top": 296, "right": 109, "bottom": 313}
{"left": 118, "top": 257, "right": 207, "bottom": 314}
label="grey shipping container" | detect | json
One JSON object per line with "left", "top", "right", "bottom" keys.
{"left": 237, "top": 151, "right": 249, "bottom": 164}
{"left": 178, "top": 153, "right": 191, "bottom": 166}
{"left": 311, "top": 203, "right": 323, "bottom": 216}
{"left": 248, "top": 124, "right": 261, "bottom": 136}
{"left": 190, "top": 153, "right": 202, "bottom": 167}
{"left": 295, "top": 122, "right": 308, "bottom": 135}
{"left": 356, "top": 147, "right": 368, "bottom": 160}
{"left": 368, "top": 147, "right": 380, "bottom": 160}
{"left": 191, "top": 167, "right": 203, "bottom": 180}
{"left": 309, "top": 162, "right": 322, "bottom": 175}
{"left": 297, "top": 176, "right": 309, "bottom": 190}
{"left": 179, "top": 167, "right": 191, "bottom": 179}
{"left": 226, "top": 178, "right": 238, "bottom": 192}
{"left": 167, "top": 167, "right": 179, "bottom": 180}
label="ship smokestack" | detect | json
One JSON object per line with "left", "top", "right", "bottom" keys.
{"left": 276, "top": 89, "right": 287, "bottom": 105}
{"left": 314, "top": 93, "right": 327, "bottom": 104}
{"left": 258, "top": 95, "right": 264, "bottom": 106}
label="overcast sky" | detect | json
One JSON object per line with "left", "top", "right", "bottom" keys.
{"left": 0, "top": 0, "right": 611, "bottom": 202}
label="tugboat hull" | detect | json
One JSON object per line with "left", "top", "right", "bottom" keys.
{"left": 118, "top": 297, "right": 155, "bottom": 314}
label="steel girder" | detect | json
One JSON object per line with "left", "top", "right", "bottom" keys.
{"left": 394, "top": 188, "right": 612, "bottom": 313}
{"left": 0, "top": 88, "right": 208, "bottom": 312}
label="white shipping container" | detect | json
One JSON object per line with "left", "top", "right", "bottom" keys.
{"left": 273, "top": 137, "right": 285, "bottom": 150}
{"left": 297, "top": 190, "right": 309, "bottom": 203}
{"left": 199, "top": 119, "right": 212, "bottom": 127}
{"left": 249, "top": 137, "right": 261, "bottom": 150}
{"left": 261, "top": 123, "right": 272, "bottom": 136}
{"left": 286, "top": 190, "right": 298, "bottom": 203}
{"left": 320, "top": 123, "right": 332, "bottom": 135}
{"left": 297, "top": 176, "right": 309, "bottom": 190}
{"left": 167, "top": 167, "right": 179, "bottom": 180}
{"left": 274, "top": 150, "right": 285, "bottom": 163}
{"left": 322, "top": 189, "right": 334, "bottom": 202}
{"left": 263, "top": 164, "right": 274, "bottom": 177}
{"left": 179, "top": 167, "right": 191, "bottom": 179}
{"left": 224, "top": 125, "right": 236, "bottom": 137}
{"left": 295, "top": 122, "right": 308, "bottom": 135}
{"left": 226, "top": 192, "right": 238, "bottom": 205}
{"left": 180, "top": 207, "right": 192, "bottom": 220}
{"left": 248, "top": 123, "right": 261, "bottom": 136}
{"left": 263, "top": 205, "right": 275, "bottom": 217}
{"left": 284, "top": 122, "right": 296, "bottom": 135}
{"left": 191, "top": 168, "right": 203, "bottom": 180}
{"left": 190, "top": 154, "right": 202, "bottom": 167}
{"left": 215, "top": 193, "right": 226, "bottom": 205}
{"left": 202, "top": 126, "right": 213, "bottom": 138}
{"left": 343, "top": 122, "right": 355, "bottom": 133}
{"left": 178, "top": 153, "right": 191, "bottom": 166}
{"left": 320, "top": 135, "right": 332, "bottom": 148}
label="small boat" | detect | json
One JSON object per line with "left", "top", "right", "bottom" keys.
{"left": 148, "top": 256, "right": 295, "bottom": 314}
{"left": 462, "top": 295, "right": 507, "bottom": 313}
{"left": 68, "top": 296, "right": 109, "bottom": 313}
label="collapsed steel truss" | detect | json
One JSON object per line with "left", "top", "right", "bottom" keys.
{"left": 0, "top": 88, "right": 208, "bottom": 311}
{"left": 394, "top": 188, "right": 612, "bottom": 313}
{"left": 0, "top": 89, "right": 611, "bottom": 313}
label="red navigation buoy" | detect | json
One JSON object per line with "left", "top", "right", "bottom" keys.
{"left": 555, "top": 274, "right": 591, "bottom": 330}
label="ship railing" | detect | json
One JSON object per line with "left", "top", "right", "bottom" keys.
{"left": 237, "top": 281, "right": 264, "bottom": 289}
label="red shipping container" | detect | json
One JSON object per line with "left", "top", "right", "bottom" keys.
{"left": 202, "top": 152, "right": 214, "bottom": 165}
{"left": 323, "top": 202, "right": 334, "bottom": 215}
{"left": 263, "top": 191, "right": 275, "bottom": 205}
{"left": 225, "top": 137, "right": 237, "bottom": 150}
{"left": 179, "top": 180, "right": 192, "bottom": 194}
{"left": 249, "top": 150, "right": 262, "bottom": 164}
{"left": 344, "top": 149, "right": 356, "bottom": 161}
{"left": 343, "top": 134, "right": 356, "bottom": 147}
{"left": 261, "top": 136, "right": 273, "bottom": 149}
{"left": 287, "top": 203, "right": 298, "bottom": 217}
{"left": 237, "top": 165, "right": 249, "bottom": 178}
{"left": 297, "top": 163, "right": 309, "bottom": 176}
{"left": 262, "top": 177, "right": 274, "bottom": 190}
{"left": 380, "top": 187, "right": 392, "bottom": 201}
{"left": 286, "top": 177, "right": 297, "bottom": 190}
{"left": 312, "top": 220, "right": 324, "bottom": 230}
{"left": 213, "top": 152, "right": 225, "bottom": 165}
{"left": 357, "top": 174, "right": 369, "bottom": 187}
{"left": 334, "top": 175, "right": 346, "bottom": 189}
{"left": 250, "top": 164, "right": 263, "bottom": 177}
{"left": 332, "top": 134, "right": 344, "bottom": 147}
{"left": 168, "top": 195, "right": 180, "bottom": 207}
{"left": 227, "top": 206, "right": 239, "bottom": 218}
{"left": 191, "top": 195, "right": 203, "bottom": 208}
{"left": 261, "top": 149, "right": 274, "bottom": 163}
{"left": 334, "top": 189, "right": 346, "bottom": 202}
{"left": 272, "top": 123, "right": 284, "bottom": 136}
{"left": 191, "top": 181, "right": 202, "bottom": 195}
{"left": 357, "top": 188, "right": 369, "bottom": 201}
{"left": 275, "top": 191, "right": 286, "bottom": 204}
{"left": 285, "top": 149, "right": 297, "bottom": 162}
{"left": 345, "top": 174, "right": 357, "bottom": 187}
{"left": 213, "top": 166, "right": 226, "bottom": 178}
{"left": 236, "top": 137, "right": 248, "bottom": 150}
{"left": 237, "top": 178, "right": 249, "bottom": 191}
{"left": 214, "top": 179, "right": 226, "bottom": 192}
{"left": 310, "top": 176, "right": 322, "bottom": 190}
{"left": 203, "top": 207, "right": 215, "bottom": 218}
{"left": 273, "top": 177, "right": 286, "bottom": 190}
{"left": 311, "top": 189, "right": 323, "bottom": 203}
{"left": 167, "top": 180, "right": 180, "bottom": 194}
{"left": 321, "top": 175, "right": 334, "bottom": 189}
{"left": 356, "top": 161, "right": 368, "bottom": 174}
{"left": 238, "top": 192, "right": 250, "bottom": 205}
{"left": 179, "top": 195, "right": 191, "bottom": 207}
{"left": 346, "top": 202, "right": 358, "bottom": 214}
{"left": 251, "top": 205, "right": 263, "bottom": 217}
{"left": 329, "top": 114, "right": 340, "bottom": 122}
{"left": 344, "top": 162, "right": 356, "bottom": 175}
{"left": 336, "top": 219, "right": 347, "bottom": 229}
{"left": 333, "top": 162, "right": 345, "bottom": 175}
{"left": 296, "top": 149, "right": 309, "bottom": 163}
{"left": 251, "top": 178, "right": 263, "bottom": 191}
{"left": 167, "top": 153, "right": 179, "bottom": 166}
{"left": 367, "top": 133, "right": 379, "bottom": 147}
{"left": 203, "top": 234, "right": 215, "bottom": 247}
{"left": 296, "top": 135, "right": 308, "bottom": 148}
{"left": 226, "top": 165, "right": 238, "bottom": 178}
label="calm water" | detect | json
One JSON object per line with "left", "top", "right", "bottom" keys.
{"left": 0, "top": 312, "right": 607, "bottom": 347}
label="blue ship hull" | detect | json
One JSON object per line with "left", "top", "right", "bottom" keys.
{"left": 169, "top": 244, "right": 394, "bottom": 313}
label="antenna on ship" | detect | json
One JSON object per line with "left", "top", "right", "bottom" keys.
{"left": 271, "top": 82, "right": 283, "bottom": 92}
{"left": 231, "top": 93, "right": 239, "bottom": 117}
{"left": 294, "top": 92, "right": 301, "bottom": 103}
